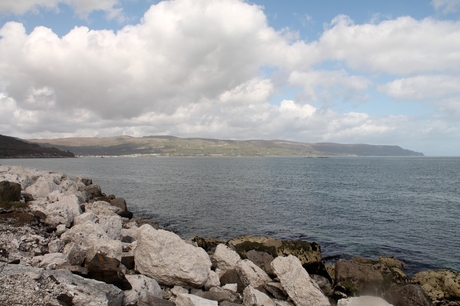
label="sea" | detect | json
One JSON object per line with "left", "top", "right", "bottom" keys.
{"left": 1, "top": 156, "right": 459, "bottom": 275}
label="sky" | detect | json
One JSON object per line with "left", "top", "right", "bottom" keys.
{"left": 0, "top": 0, "right": 459, "bottom": 156}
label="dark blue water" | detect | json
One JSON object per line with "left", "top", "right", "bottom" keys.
{"left": 1, "top": 156, "right": 459, "bottom": 275}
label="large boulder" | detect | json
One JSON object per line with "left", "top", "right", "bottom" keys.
{"left": 0, "top": 181, "right": 21, "bottom": 202}
{"left": 30, "top": 193, "right": 82, "bottom": 227}
{"left": 228, "top": 236, "right": 322, "bottom": 265}
{"left": 134, "top": 224, "right": 212, "bottom": 287}
{"left": 0, "top": 263, "right": 123, "bottom": 306}
{"left": 334, "top": 258, "right": 384, "bottom": 296}
{"left": 384, "top": 284, "right": 431, "bottom": 306}
{"left": 412, "top": 269, "right": 460, "bottom": 304}
{"left": 271, "top": 255, "right": 330, "bottom": 306}
{"left": 25, "top": 174, "right": 61, "bottom": 199}
{"left": 60, "top": 220, "right": 123, "bottom": 261}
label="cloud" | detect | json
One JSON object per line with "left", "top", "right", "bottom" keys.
{"left": 0, "top": 0, "right": 122, "bottom": 19}
{"left": 379, "top": 75, "right": 460, "bottom": 101}
{"left": 317, "top": 15, "right": 460, "bottom": 75}
{"left": 288, "top": 70, "right": 371, "bottom": 104}
{"left": 431, "top": 0, "right": 460, "bottom": 14}
{"left": 0, "top": 0, "right": 459, "bottom": 155}
{"left": 379, "top": 75, "right": 460, "bottom": 116}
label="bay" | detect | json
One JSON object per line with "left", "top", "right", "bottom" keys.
{"left": 1, "top": 156, "right": 459, "bottom": 275}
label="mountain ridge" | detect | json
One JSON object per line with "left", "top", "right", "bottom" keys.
{"left": 0, "top": 134, "right": 75, "bottom": 158}
{"left": 28, "top": 135, "right": 424, "bottom": 157}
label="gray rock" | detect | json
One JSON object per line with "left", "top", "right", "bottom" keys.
{"left": 0, "top": 263, "right": 123, "bottom": 306}
{"left": 246, "top": 250, "right": 274, "bottom": 276}
{"left": 384, "top": 284, "right": 431, "bottom": 306}
{"left": 111, "top": 197, "right": 128, "bottom": 212}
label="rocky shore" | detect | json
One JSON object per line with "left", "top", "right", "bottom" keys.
{"left": 0, "top": 165, "right": 459, "bottom": 306}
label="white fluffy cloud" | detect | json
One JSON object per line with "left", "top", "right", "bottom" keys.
{"left": 0, "top": 0, "right": 459, "bottom": 155}
{"left": 317, "top": 15, "right": 460, "bottom": 75}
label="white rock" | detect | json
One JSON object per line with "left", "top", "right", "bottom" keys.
{"left": 337, "top": 296, "right": 393, "bottom": 306}
{"left": 30, "top": 194, "right": 81, "bottom": 227}
{"left": 97, "top": 214, "right": 123, "bottom": 240}
{"left": 74, "top": 211, "right": 98, "bottom": 225}
{"left": 243, "top": 285, "right": 276, "bottom": 306}
{"left": 175, "top": 293, "right": 218, "bottom": 306}
{"left": 48, "top": 239, "right": 65, "bottom": 253}
{"left": 60, "top": 221, "right": 122, "bottom": 261}
{"left": 204, "top": 270, "right": 221, "bottom": 290}
{"left": 236, "top": 259, "right": 272, "bottom": 290}
{"left": 124, "top": 274, "right": 162, "bottom": 306}
{"left": 212, "top": 244, "right": 241, "bottom": 272}
{"left": 25, "top": 175, "right": 59, "bottom": 199}
{"left": 120, "top": 226, "right": 138, "bottom": 242}
{"left": 271, "top": 255, "right": 330, "bottom": 306}
{"left": 274, "top": 300, "right": 294, "bottom": 306}
{"left": 171, "top": 286, "right": 189, "bottom": 296}
{"left": 32, "top": 253, "right": 69, "bottom": 270}
{"left": 134, "top": 224, "right": 212, "bottom": 287}
{"left": 222, "top": 283, "right": 238, "bottom": 293}
{"left": 56, "top": 224, "right": 67, "bottom": 236}
{"left": 86, "top": 201, "right": 121, "bottom": 216}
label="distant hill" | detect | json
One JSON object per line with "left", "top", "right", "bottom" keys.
{"left": 29, "top": 135, "right": 424, "bottom": 157}
{"left": 0, "top": 134, "right": 75, "bottom": 158}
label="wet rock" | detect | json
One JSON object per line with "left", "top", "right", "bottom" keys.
{"left": 110, "top": 197, "right": 128, "bottom": 212}
{"left": 271, "top": 255, "right": 330, "bottom": 306}
{"left": 134, "top": 224, "right": 212, "bottom": 287}
{"left": 384, "top": 284, "right": 431, "bottom": 306}
{"left": 191, "top": 236, "right": 226, "bottom": 251}
{"left": 228, "top": 236, "right": 322, "bottom": 265}
{"left": 334, "top": 257, "right": 384, "bottom": 296}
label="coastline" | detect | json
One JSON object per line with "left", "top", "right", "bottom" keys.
{"left": 0, "top": 165, "right": 459, "bottom": 306}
